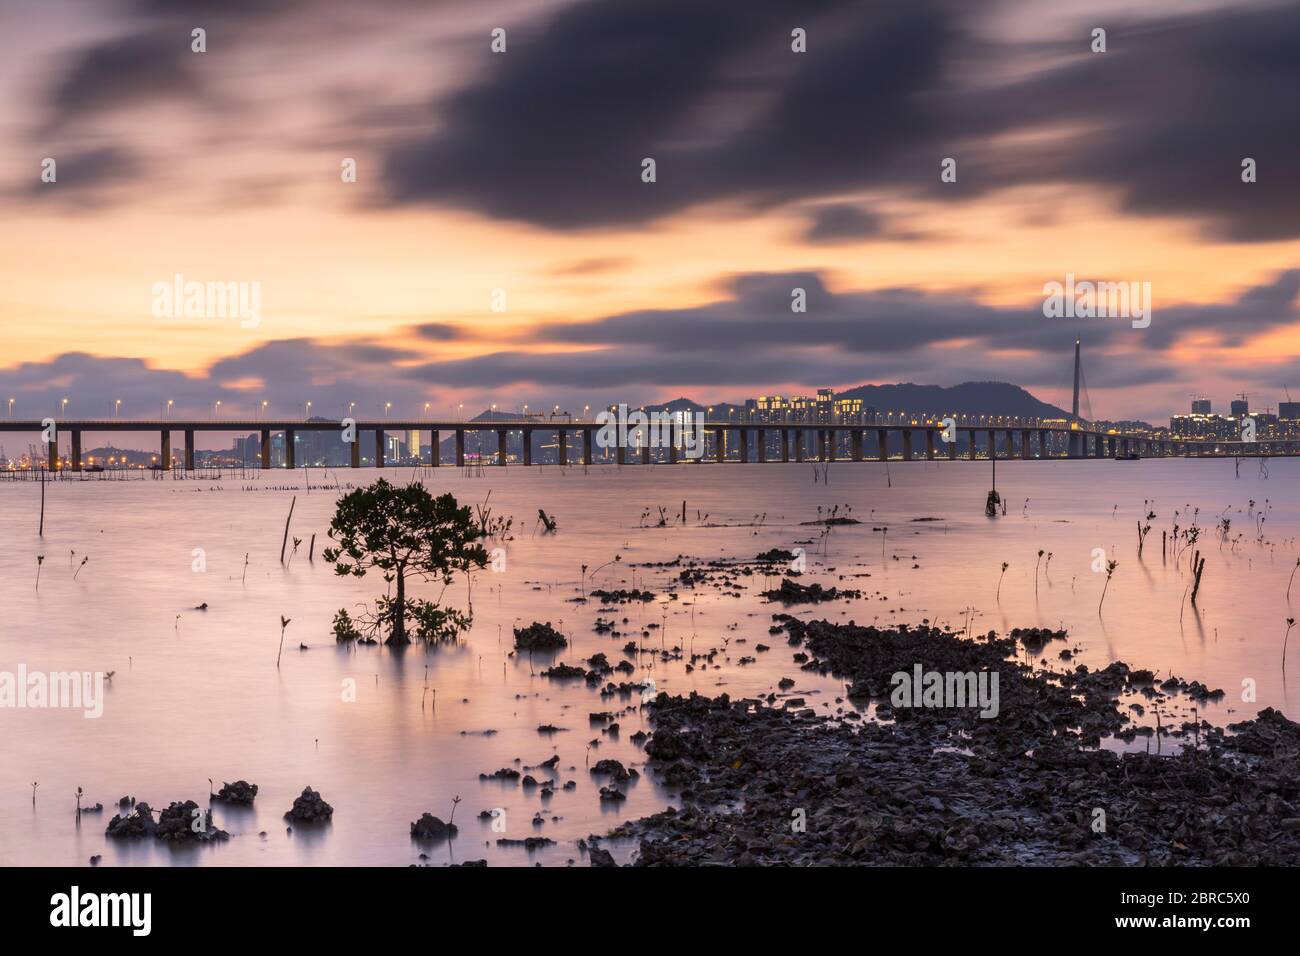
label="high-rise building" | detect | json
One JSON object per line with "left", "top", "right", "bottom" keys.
{"left": 1280, "top": 402, "right": 1300, "bottom": 421}
{"left": 1230, "top": 398, "right": 1249, "bottom": 417}
{"left": 1191, "top": 399, "right": 1211, "bottom": 415}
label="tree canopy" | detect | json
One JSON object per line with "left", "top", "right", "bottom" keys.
{"left": 323, "top": 479, "right": 487, "bottom": 644}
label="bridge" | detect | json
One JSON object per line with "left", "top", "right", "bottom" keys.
{"left": 0, "top": 342, "right": 1284, "bottom": 471}
{"left": 0, "top": 416, "right": 1290, "bottom": 472}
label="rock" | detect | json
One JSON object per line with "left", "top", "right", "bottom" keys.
{"left": 211, "top": 780, "right": 258, "bottom": 805}
{"left": 591, "top": 759, "right": 631, "bottom": 782}
{"left": 589, "top": 847, "right": 617, "bottom": 867}
{"left": 410, "top": 813, "right": 458, "bottom": 840}
{"left": 105, "top": 803, "right": 156, "bottom": 839}
{"left": 513, "top": 622, "right": 568, "bottom": 650}
{"left": 157, "top": 801, "right": 229, "bottom": 843}
{"left": 284, "top": 787, "right": 333, "bottom": 823}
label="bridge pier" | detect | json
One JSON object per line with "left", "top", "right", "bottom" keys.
{"left": 161, "top": 430, "right": 172, "bottom": 471}
{"left": 850, "top": 429, "right": 863, "bottom": 462}
{"left": 455, "top": 429, "right": 465, "bottom": 467}
{"left": 715, "top": 429, "right": 725, "bottom": 463}
{"left": 925, "top": 429, "right": 936, "bottom": 460}
{"left": 877, "top": 428, "right": 888, "bottom": 461}
{"left": 667, "top": 425, "right": 678, "bottom": 464}
{"left": 583, "top": 428, "right": 593, "bottom": 466}
{"left": 781, "top": 428, "right": 791, "bottom": 462}
{"left": 902, "top": 430, "right": 913, "bottom": 461}
{"left": 285, "top": 430, "right": 296, "bottom": 468}
{"left": 260, "top": 430, "right": 271, "bottom": 468}
{"left": 71, "top": 430, "right": 82, "bottom": 471}
{"left": 350, "top": 433, "right": 360, "bottom": 468}
{"left": 640, "top": 433, "right": 651, "bottom": 464}
{"left": 757, "top": 428, "right": 767, "bottom": 463}
{"left": 967, "top": 431, "right": 977, "bottom": 460}
{"left": 497, "top": 428, "right": 508, "bottom": 466}
{"left": 739, "top": 428, "right": 749, "bottom": 463}
{"left": 184, "top": 429, "right": 194, "bottom": 471}
{"left": 372, "top": 429, "right": 383, "bottom": 468}
{"left": 557, "top": 429, "right": 568, "bottom": 466}
{"left": 430, "top": 429, "right": 439, "bottom": 465}
{"left": 1021, "top": 429, "right": 1031, "bottom": 460}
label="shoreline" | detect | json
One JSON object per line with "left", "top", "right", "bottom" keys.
{"left": 609, "top": 618, "right": 1300, "bottom": 866}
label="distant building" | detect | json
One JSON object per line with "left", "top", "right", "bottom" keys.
{"left": 750, "top": 389, "right": 862, "bottom": 422}
{"left": 1170, "top": 413, "right": 1234, "bottom": 441}
{"left": 1191, "top": 399, "right": 1211, "bottom": 415}
{"left": 1280, "top": 402, "right": 1300, "bottom": 421}
{"left": 1230, "top": 399, "right": 1249, "bottom": 417}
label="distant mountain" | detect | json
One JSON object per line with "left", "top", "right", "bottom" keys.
{"left": 641, "top": 398, "right": 746, "bottom": 418}
{"left": 836, "top": 381, "right": 1070, "bottom": 420}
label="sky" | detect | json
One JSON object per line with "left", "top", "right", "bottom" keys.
{"left": 2, "top": 0, "right": 1299, "bottom": 424}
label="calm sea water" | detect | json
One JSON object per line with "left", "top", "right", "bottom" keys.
{"left": 1, "top": 457, "right": 1296, "bottom": 866}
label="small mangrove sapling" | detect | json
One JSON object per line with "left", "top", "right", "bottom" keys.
{"left": 1099, "top": 559, "right": 1118, "bottom": 615}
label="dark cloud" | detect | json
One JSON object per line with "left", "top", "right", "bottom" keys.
{"left": 803, "top": 204, "right": 885, "bottom": 243}
{"left": 21, "top": 146, "right": 141, "bottom": 204}
{"left": 382, "top": 0, "right": 886, "bottom": 227}
{"left": 43, "top": 30, "right": 197, "bottom": 132}
{"left": 413, "top": 322, "right": 465, "bottom": 341}
{"left": 531, "top": 269, "right": 1300, "bottom": 357}
{"left": 380, "top": 0, "right": 1300, "bottom": 241}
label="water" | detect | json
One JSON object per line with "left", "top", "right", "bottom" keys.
{"left": 1, "top": 458, "right": 1295, "bottom": 866}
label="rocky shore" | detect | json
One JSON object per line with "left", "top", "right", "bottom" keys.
{"left": 609, "top": 618, "right": 1300, "bottom": 865}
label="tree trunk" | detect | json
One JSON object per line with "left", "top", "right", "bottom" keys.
{"left": 387, "top": 569, "right": 409, "bottom": 645}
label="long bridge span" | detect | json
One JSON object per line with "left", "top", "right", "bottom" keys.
{"left": 0, "top": 417, "right": 1288, "bottom": 472}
